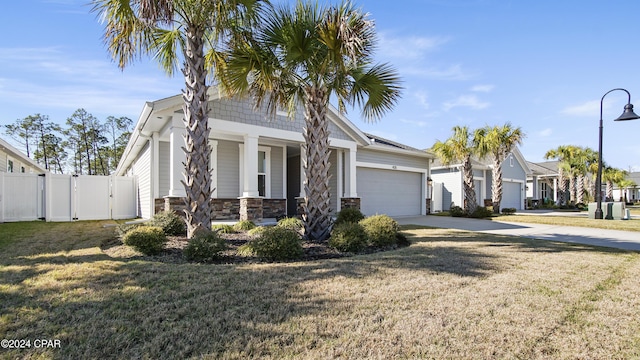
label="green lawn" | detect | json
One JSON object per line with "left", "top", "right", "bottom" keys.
{"left": 1, "top": 221, "right": 639, "bottom": 359}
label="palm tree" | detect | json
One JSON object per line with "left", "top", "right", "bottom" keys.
{"left": 568, "top": 146, "right": 598, "bottom": 205}
{"left": 92, "top": 0, "right": 266, "bottom": 238}
{"left": 475, "top": 123, "right": 525, "bottom": 214}
{"left": 221, "top": 1, "right": 401, "bottom": 241}
{"left": 602, "top": 167, "right": 627, "bottom": 201}
{"left": 544, "top": 145, "right": 580, "bottom": 206}
{"left": 431, "top": 126, "right": 481, "bottom": 214}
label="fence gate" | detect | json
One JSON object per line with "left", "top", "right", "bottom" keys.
{"left": 0, "top": 173, "right": 44, "bottom": 222}
{"left": 0, "top": 173, "right": 136, "bottom": 222}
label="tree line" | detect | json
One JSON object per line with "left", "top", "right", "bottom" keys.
{"left": 4, "top": 109, "right": 132, "bottom": 175}
{"left": 545, "top": 145, "right": 636, "bottom": 204}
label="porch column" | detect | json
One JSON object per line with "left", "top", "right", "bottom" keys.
{"left": 239, "top": 135, "right": 262, "bottom": 221}
{"left": 553, "top": 178, "right": 558, "bottom": 203}
{"left": 241, "top": 134, "right": 259, "bottom": 197}
{"left": 169, "top": 116, "right": 186, "bottom": 197}
{"left": 344, "top": 146, "right": 357, "bottom": 197}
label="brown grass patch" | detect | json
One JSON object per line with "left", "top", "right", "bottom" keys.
{"left": 1, "top": 222, "right": 639, "bottom": 358}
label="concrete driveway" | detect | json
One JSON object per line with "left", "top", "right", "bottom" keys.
{"left": 395, "top": 215, "right": 640, "bottom": 251}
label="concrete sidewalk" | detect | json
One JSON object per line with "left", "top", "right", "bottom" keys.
{"left": 395, "top": 215, "right": 640, "bottom": 251}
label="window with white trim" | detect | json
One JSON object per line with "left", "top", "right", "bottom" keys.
{"left": 540, "top": 182, "right": 549, "bottom": 199}
{"left": 7, "top": 158, "right": 14, "bottom": 173}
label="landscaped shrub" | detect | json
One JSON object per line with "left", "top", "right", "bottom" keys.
{"left": 116, "top": 222, "right": 142, "bottom": 238}
{"left": 329, "top": 222, "right": 368, "bottom": 253}
{"left": 212, "top": 224, "right": 236, "bottom": 234}
{"left": 449, "top": 205, "right": 465, "bottom": 217}
{"left": 501, "top": 207, "right": 517, "bottom": 215}
{"left": 247, "top": 226, "right": 267, "bottom": 236}
{"left": 334, "top": 207, "right": 365, "bottom": 225}
{"left": 469, "top": 206, "right": 493, "bottom": 218}
{"left": 148, "top": 211, "right": 186, "bottom": 236}
{"left": 359, "top": 214, "right": 399, "bottom": 247}
{"left": 183, "top": 230, "right": 228, "bottom": 262}
{"left": 242, "top": 227, "right": 303, "bottom": 261}
{"left": 233, "top": 220, "right": 256, "bottom": 232}
{"left": 122, "top": 226, "right": 166, "bottom": 255}
{"left": 276, "top": 217, "right": 304, "bottom": 235}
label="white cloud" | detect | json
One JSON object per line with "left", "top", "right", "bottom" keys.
{"left": 399, "top": 118, "right": 429, "bottom": 128}
{"left": 413, "top": 91, "right": 430, "bottom": 109}
{"left": 471, "top": 84, "right": 494, "bottom": 93}
{"left": 403, "top": 64, "right": 473, "bottom": 81}
{"left": 443, "top": 95, "right": 490, "bottom": 111}
{"left": 377, "top": 33, "right": 450, "bottom": 60}
{"left": 560, "top": 100, "right": 600, "bottom": 117}
{"left": 538, "top": 128, "right": 553, "bottom": 137}
{"left": 0, "top": 46, "right": 183, "bottom": 120}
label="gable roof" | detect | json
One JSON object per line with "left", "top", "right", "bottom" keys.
{"left": 431, "top": 146, "right": 532, "bottom": 174}
{"left": 0, "top": 137, "right": 47, "bottom": 173}
{"left": 527, "top": 160, "right": 559, "bottom": 177}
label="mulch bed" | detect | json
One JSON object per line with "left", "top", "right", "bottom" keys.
{"left": 102, "top": 231, "right": 405, "bottom": 264}
{"left": 102, "top": 231, "right": 352, "bottom": 264}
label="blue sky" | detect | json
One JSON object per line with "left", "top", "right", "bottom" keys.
{"left": 2, "top": 0, "right": 640, "bottom": 171}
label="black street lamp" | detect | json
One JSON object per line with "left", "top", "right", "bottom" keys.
{"left": 594, "top": 88, "right": 640, "bottom": 219}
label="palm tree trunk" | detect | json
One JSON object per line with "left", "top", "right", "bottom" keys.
{"left": 569, "top": 176, "right": 576, "bottom": 205}
{"left": 301, "top": 86, "right": 333, "bottom": 241}
{"left": 181, "top": 25, "right": 212, "bottom": 239}
{"left": 606, "top": 180, "right": 613, "bottom": 201}
{"left": 557, "top": 168, "right": 566, "bottom": 206}
{"left": 462, "top": 155, "right": 477, "bottom": 214}
{"left": 491, "top": 157, "right": 503, "bottom": 214}
{"left": 576, "top": 173, "right": 585, "bottom": 204}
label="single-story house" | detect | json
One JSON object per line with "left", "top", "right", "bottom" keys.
{"left": 115, "top": 91, "right": 434, "bottom": 221}
{"left": 612, "top": 171, "right": 640, "bottom": 202}
{"left": 526, "top": 160, "right": 563, "bottom": 206}
{"left": 0, "top": 137, "right": 47, "bottom": 174}
{"left": 430, "top": 147, "right": 531, "bottom": 211}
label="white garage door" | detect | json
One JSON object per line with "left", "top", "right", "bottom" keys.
{"left": 356, "top": 168, "right": 422, "bottom": 216}
{"left": 502, "top": 181, "right": 523, "bottom": 210}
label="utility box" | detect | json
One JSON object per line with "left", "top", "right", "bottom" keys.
{"left": 588, "top": 202, "right": 626, "bottom": 220}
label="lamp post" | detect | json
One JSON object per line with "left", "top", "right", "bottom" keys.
{"left": 594, "top": 88, "right": 640, "bottom": 219}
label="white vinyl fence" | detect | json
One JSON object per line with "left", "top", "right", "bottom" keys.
{"left": 0, "top": 173, "right": 136, "bottom": 222}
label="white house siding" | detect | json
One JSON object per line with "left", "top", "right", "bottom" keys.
{"left": 132, "top": 142, "right": 151, "bottom": 219}
{"left": 356, "top": 148, "right": 427, "bottom": 169}
{"left": 0, "top": 151, "right": 6, "bottom": 173}
{"left": 431, "top": 168, "right": 462, "bottom": 210}
{"left": 329, "top": 150, "right": 339, "bottom": 214}
{"left": 217, "top": 140, "right": 240, "bottom": 198}
{"left": 158, "top": 141, "right": 170, "bottom": 196}
{"left": 270, "top": 146, "right": 284, "bottom": 199}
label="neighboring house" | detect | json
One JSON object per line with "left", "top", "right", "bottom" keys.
{"left": 0, "top": 137, "right": 46, "bottom": 174}
{"left": 526, "top": 160, "right": 563, "bottom": 205}
{"left": 430, "top": 147, "right": 531, "bottom": 211}
{"left": 115, "top": 92, "right": 434, "bottom": 220}
{"left": 612, "top": 171, "right": 640, "bottom": 202}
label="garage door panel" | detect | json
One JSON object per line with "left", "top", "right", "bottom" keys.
{"left": 357, "top": 168, "right": 422, "bottom": 216}
{"left": 502, "top": 182, "right": 522, "bottom": 210}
